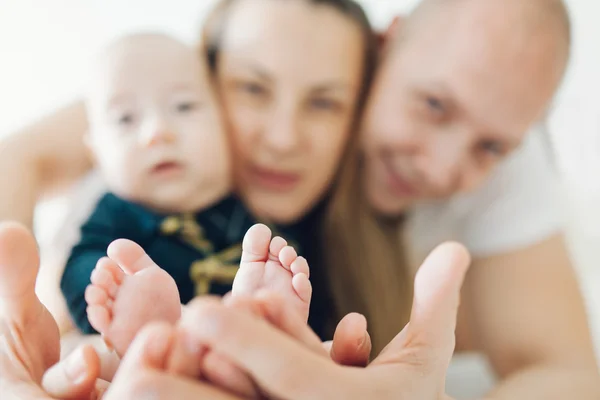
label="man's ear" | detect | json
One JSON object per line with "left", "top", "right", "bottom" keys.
{"left": 378, "top": 15, "right": 405, "bottom": 53}
{"left": 386, "top": 15, "right": 404, "bottom": 40}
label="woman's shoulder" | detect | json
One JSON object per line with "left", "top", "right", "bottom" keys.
{"left": 407, "top": 124, "right": 565, "bottom": 258}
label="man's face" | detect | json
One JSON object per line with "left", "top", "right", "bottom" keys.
{"left": 361, "top": 2, "right": 566, "bottom": 215}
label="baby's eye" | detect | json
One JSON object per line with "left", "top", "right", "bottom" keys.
{"left": 117, "top": 113, "right": 135, "bottom": 126}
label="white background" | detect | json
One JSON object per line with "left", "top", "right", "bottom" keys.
{"left": 0, "top": 0, "right": 599, "bottom": 394}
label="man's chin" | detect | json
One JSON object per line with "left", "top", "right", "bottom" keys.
{"left": 367, "top": 189, "right": 411, "bottom": 218}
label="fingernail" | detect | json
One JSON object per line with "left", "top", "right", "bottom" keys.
{"left": 147, "top": 329, "right": 173, "bottom": 361}
{"left": 358, "top": 332, "right": 368, "bottom": 348}
{"left": 65, "top": 348, "right": 88, "bottom": 383}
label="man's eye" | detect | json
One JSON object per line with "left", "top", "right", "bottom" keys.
{"left": 176, "top": 102, "right": 197, "bottom": 113}
{"left": 426, "top": 96, "right": 444, "bottom": 113}
{"left": 479, "top": 140, "right": 506, "bottom": 157}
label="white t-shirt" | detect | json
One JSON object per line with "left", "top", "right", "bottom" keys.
{"left": 405, "top": 124, "right": 564, "bottom": 262}
{"left": 403, "top": 124, "right": 565, "bottom": 399}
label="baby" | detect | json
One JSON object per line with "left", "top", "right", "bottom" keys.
{"left": 60, "top": 33, "right": 311, "bottom": 357}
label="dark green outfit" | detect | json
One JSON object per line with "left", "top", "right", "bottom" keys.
{"left": 60, "top": 193, "right": 334, "bottom": 340}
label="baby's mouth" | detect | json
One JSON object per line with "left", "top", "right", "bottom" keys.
{"left": 151, "top": 161, "right": 184, "bottom": 176}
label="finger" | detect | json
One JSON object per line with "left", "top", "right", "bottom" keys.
{"left": 375, "top": 242, "right": 470, "bottom": 368}
{"left": 223, "top": 293, "right": 264, "bottom": 316}
{"left": 254, "top": 290, "right": 326, "bottom": 356}
{"left": 105, "top": 369, "right": 241, "bottom": 400}
{"left": 409, "top": 242, "right": 470, "bottom": 353}
{"left": 61, "top": 333, "right": 121, "bottom": 383}
{"left": 107, "top": 321, "right": 239, "bottom": 400}
{"left": 166, "top": 329, "right": 205, "bottom": 379}
{"left": 104, "top": 322, "right": 175, "bottom": 399}
{"left": 181, "top": 298, "right": 339, "bottom": 400}
{"left": 113, "top": 322, "right": 174, "bottom": 378}
{"left": 42, "top": 344, "right": 101, "bottom": 400}
{"left": 202, "top": 351, "right": 258, "bottom": 398}
{"left": 330, "top": 313, "right": 372, "bottom": 367}
{"left": 225, "top": 290, "right": 325, "bottom": 356}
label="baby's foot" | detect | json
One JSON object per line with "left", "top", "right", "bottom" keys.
{"left": 232, "top": 224, "right": 311, "bottom": 322}
{"left": 85, "top": 239, "right": 181, "bottom": 357}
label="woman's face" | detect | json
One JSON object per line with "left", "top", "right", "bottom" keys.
{"left": 216, "top": 0, "right": 364, "bottom": 224}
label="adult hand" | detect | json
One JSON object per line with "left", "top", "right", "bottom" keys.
{"left": 103, "top": 322, "right": 242, "bottom": 400}
{"left": 226, "top": 290, "right": 372, "bottom": 367}
{"left": 0, "top": 218, "right": 370, "bottom": 400}
{"left": 179, "top": 242, "right": 470, "bottom": 399}
{"left": 0, "top": 221, "right": 102, "bottom": 400}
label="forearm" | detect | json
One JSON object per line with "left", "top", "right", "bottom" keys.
{"left": 0, "top": 136, "right": 39, "bottom": 227}
{"left": 485, "top": 363, "right": 600, "bottom": 400}
{"left": 0, "top": 101, "right": 91, "bottom": 228}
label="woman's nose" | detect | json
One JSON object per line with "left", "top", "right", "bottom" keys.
{"left": 262, "top": 105, "right": 301, "bottom": 154}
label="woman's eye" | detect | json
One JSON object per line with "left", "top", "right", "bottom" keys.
{"left": 239, "top": 82, "right": 267, "bottom": 96}
{"left": 310, "top": 97, "right": 340, "bottom": 111}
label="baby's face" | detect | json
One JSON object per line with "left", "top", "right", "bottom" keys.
{"left": 86, "top": 35, "right": 230, "bottom": 213}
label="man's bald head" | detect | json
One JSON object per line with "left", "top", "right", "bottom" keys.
{"left": 406, "top": 0, "right": 570, "bottom": 38}
{"left": 399, "top": 0, "right": 570, "bottom": 74}
{"left": 383, "top": 0, "right": 571, "bottom": 120}
{"left": 361, "top": 0, "right": 572, "bottom": 214}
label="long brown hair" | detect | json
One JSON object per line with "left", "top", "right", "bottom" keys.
{"left": 324, "top": 143, "right": 412, "bottom": 354}
{"left": 201, "top": 0, "right": 409, "bottom": 355}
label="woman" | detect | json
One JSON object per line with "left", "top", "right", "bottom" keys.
{"left": 1, "top": 0, "right": 598, "bottom": 398}
{"left": 3, "top": 0, "right": 377, "bottom": 341}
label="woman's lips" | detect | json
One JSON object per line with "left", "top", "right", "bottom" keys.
{"left": 246, "top": 165, "right": 301, "bottom": 191}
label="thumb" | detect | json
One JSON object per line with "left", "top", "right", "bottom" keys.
{"left": 374, "top": 242, "right": 470, "bottom": 369}
{"left": 41, "top": 345, "right": 101, "bottom": 400}
{"left": 329, "top": 313, "right": 372, "bottom": 367}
